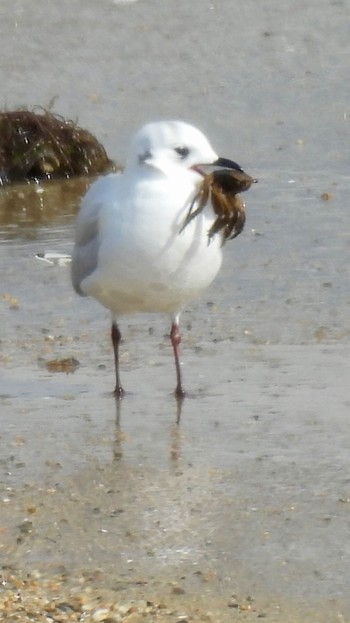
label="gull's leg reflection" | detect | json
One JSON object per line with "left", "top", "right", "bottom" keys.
{"left": 112, "top": 393, "right": 185, "bottom": 463}
{"left": 175, "top": 394, "right": 184, "bottom": 425}
{"left": 170, "top": 395, "right": 185, "bottom": 463}
{"left": 113, "top": 396, "right": 124, "bottom": 461}
{"left": 170, "top": 421, "right": 183, "bottom": 463}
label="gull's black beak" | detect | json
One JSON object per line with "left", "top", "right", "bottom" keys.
{"left": 193, "top": 157, "right": 258, "bottom": 184}
{"left": 212, "top": 157, "right": 245, "bottom": 172}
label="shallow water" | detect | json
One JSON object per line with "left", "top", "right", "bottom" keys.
{"left": 1, "top": 169, "right": 349, "bottom": 620}
{"left": 1, "top": 0, "right": 350, "bottom": 620}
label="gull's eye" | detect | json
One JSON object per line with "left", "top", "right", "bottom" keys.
{"left": 174, "top": 146, "right": 190, "bottom": 159}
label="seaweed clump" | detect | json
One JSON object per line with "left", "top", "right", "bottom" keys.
{"left": 0, "top": 109, "right": 115, "bottom": 185}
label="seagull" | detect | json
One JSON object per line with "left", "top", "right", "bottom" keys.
{"left": 71, "top": 120, "right": 252, "bottom": 398}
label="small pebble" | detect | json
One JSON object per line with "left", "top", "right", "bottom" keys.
{"left": 91, "top": 608, "right": 111, "bottom": 622}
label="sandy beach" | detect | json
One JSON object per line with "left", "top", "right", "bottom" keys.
{"left": 1, "top": 0, "right": 349, "bottom": 620}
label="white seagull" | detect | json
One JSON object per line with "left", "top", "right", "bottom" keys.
{"left": 71, "top": 120, "right": 252, "bottom": 398}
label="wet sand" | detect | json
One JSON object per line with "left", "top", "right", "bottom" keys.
{"left": 1, "top": 0, "right": 350, "bottom": 621}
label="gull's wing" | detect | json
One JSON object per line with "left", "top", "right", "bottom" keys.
{"left": 71, "top": 173, "right": 120, "bottom": 295}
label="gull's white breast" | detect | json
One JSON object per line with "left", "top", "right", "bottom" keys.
{"left": 76, "top": 168, "right": 223, "bottom": 315}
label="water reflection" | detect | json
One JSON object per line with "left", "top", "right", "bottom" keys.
{"left": 112, "top": 394, "right": 185, "bottom": 465}
{"left": 0, "top": 177, "right": 92, "bottom": 240}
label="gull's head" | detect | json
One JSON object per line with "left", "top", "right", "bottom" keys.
{"left": 127, "top": 120, "right": 220, "bottom": 178}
